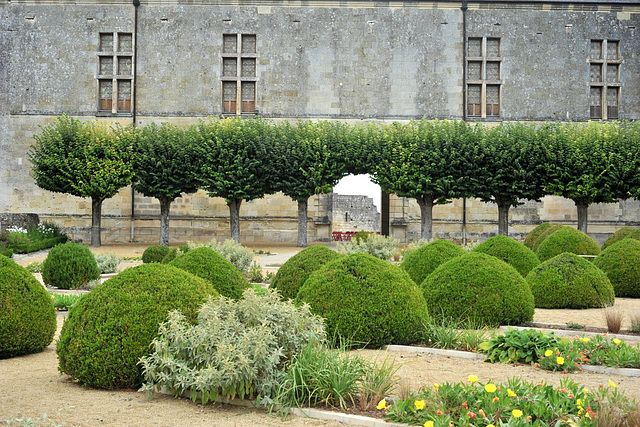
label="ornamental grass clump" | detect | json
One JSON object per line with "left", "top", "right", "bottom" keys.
{"left": 472, "top": 235, "right": 540, "bottom": 277}
{"left": 534, "top": 226, "right": 600, "bottom": 263}
{"left": 169, "top": 246, "right": 249, "bottom": 300}
{"left": 593, "top": 238, "right": 640, "bottom": 298}
{"left": 271, "top": 245, "right": 342, "bottom": 300}
{"left": 296, "top": 253, "right": 428, "bottom": 348}
{"left": 400, "top": 239, "right": 465, "bottom": 286}
{"left": 421, "top": 252, "right": 534, "bottom": 327}
{"left": 139, "top": 289, "right": 326, "bottom": 405}
{"left": 56, "top": 264, "right": 218, "bottom": 389}
{"left": 41, "top": 242, "right": 100, "bottom": 289}
{"left": 0, "top": 255, "right": 56, "bottom": 359}
{"left": 526, "top": 252, "right": 615, "bottom": 309}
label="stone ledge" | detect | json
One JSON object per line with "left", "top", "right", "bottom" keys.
{"left": 502, "top": 325, "right": 640, "bottom": 342}
{"left": 385, "top": 345, "right": 486, "bottom": 360}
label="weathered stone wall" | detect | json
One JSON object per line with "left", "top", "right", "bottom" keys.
{"left": 332, "top": 194, "right": 381, "bottom": 233}
{"left": 1, "top": 0, "right": 639, "bottom": 245}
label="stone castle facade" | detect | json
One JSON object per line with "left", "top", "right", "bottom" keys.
{"left": 1, "top": 0, "right": 639, "bottom": 245}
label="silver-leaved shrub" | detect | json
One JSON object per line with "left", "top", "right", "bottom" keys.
{"left": 188, "top": 238, "right": 254, "bottom": 273}
{"left": 139, "top": 288, "right": 325, "bottom": 405}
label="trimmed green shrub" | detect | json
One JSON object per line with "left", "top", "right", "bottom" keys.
{"left": 271, "top": 245, "right": 342, "bottom": 300}
{"left": 535, "top": 226, "right": 600, "bottom": 262}
{"left": 41, "top": 242, "right": 100, "bottom": 289}
{"left": 527, "top": 252, "right": 615, "bottom": 308}
{"left": 141, "top": 244, "right": 171, "bottom": 263}
{"left": 0, "top": 246, "right": 13, "bottom": 258}
{"left": 594, "top": 238, "right": 640, "bottom": 298}
{"left": 140, "top": 289, "right": 326, "bottom": 405}
{"left": 160, "top": 247, "right": 178, "bottom": 264}
{"left": 9, "top": 235, "right": 68, "bottom": 254}
{"left": 472, "top": 235, "right": 540, "bottom": 277}
{"left": 296, "top": 253, "right": 428, "bottom": 348}
{"left": 524, "top": 222, "right": 554, "bottom": 250}
{"left": 421, "top": 252, "right": 534, "bottom": 326}
{"left": 531, "top": 224, "right": 563, "bottom": 252}
{"left": 56, "top": 263, "right": 218, "bottom": 389}
{"left": 601, "top": 226, "right": 637, "bottom": 250}
{"left": 400, "top": 239, "right": 465, "bottom": 285}
{"left": 0, "top": 255, "right": 56, "bottom": 358}
{"left": 93, "top": 253, "right": 121, "bottom": 274}
{"left": 169, "top": 247, "right": 249, "bottom": 300}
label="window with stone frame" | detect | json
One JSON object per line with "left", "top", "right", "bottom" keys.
{"left": 221, "top": 34, "right": 257, "bottom": 114}
{"left": 466, "top": 37, "right": 502, "bottom": 118}
{"left": 97, "top": 32, "right": 133, "bottom": 114}
{"left": 589, "top": 39, "right": 621, "bottom": 120}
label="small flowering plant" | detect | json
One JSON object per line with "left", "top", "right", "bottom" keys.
{"left": 382, "top": 377, "right": 626, "bottom": 426}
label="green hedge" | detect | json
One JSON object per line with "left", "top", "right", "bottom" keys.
{"left": 169, "top": 247, "right": 249, "bottom": 300}
{"left": 271, "top": 246, "right": 342, "bottom": 300}
{"left": 535, "top": 226, "right": 600, "bottom": 263}
{"left": 421, "top": 252, "right": 534, "bottom": 326}
{"left": 601, "top": 227, "right": 637, "bottom": 250}
{"left": 41, "top": 242, "right": 100, "bottom": 290}
{"left": 472, "top": 235, "right": 540, "bottom": 277}
{"left": 0, "top": 246, "right": 13, "bottom": 258}
{"left": 142, "top": 245, "right": 171, "bottom": 264}
{"left": 524, "top": 223, "right": 554, "bottom": 250}
{"left": 527, "top": 252, "right": 615, "bottom": 308}
{"left": 593, "top": 238, "right": 640, "bottom": 298}
{"left": 531, "top": 224, "right": 563, "bottom": 252}
{"left": 400, "top": 239, "right": 466, "bottom": 285}
{"left": 296, "top": 253, "right": 428, "bottom": 348}
{"left": 0, "top": 255, "right": 56, "bottom": 358}
{"left": 9, "top": 235, "right": 68, "bottom": 254}
{"left": 56, "top": 264, "right": 218, "bottom": 389}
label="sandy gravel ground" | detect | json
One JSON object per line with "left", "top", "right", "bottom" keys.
{"left": 3, "top": 244, "right": 640, "bottom": 426}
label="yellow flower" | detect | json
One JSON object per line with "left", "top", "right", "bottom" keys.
{"left": 507, "top": 388, "right": 517, "bottom": 397}
{"left": 582, "top": 388, "right": 589, "bottom": 394}
{"left": 424, "top": 422, "right": 434, "bottom": 427}
{"left": 580, "top": 337, "right": 590, "bottom": 343}
{"left": 468, "top": 375, "right": 478, "bottom": 383}
{"left": 586, "top": 412, "right": 592, "bottom": 419}
{"left": 433, "top": 383, "right": 440, "bottom": 391}
{"left": 415, "top": 400, "right": 426, "bottom": 410}
{"left": 577, "top": 398, "right": 583, "bottom": 406}
{"left": 557, "top": 356, "right": 565, "bottom": 365}
{"left": 545, "top": 349, "right": 553, "bottom": 357}
{"left": 485, "top": 383, "right": 497, "bottom": 393}
{"left": 512, "top": 409, "right": 523, "bottom": 418}
{"left": 376, "top": 399, "right": 386, "bottom": 410}
{"left": 613, "top": 338, "right": 621, "bottom": 345}
{"left": 608, "top": 379, "right": 617, "bottom": 388}
{"left": 487, "top": 425, "right": 495, "bottom": 427}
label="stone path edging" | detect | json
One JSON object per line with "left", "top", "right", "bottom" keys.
{"left": 502, "top": 325, "right": 640, "bottom": 342}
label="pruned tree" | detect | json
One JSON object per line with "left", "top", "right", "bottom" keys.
{"left": 473, "top": 122, "right": 549, "bottom": 236}
{"left": 193, "top": 117, "right": 277, "bottom": 243}
{"left": 274, "top": 121, "right": 350, "bottom": 247}
{"left": 372, "top": 119, "right": 476, "bottom": 241}
{"left": 132, "top": 123, "right": 199, "bottom": 246}
{"left": 543, "top": 121, "right": 627, "bottom": 234}
{"left": 29, "top": 115, "right": 135, "bottom": 247}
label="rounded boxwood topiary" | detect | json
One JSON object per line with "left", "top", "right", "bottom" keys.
{"left": 56, "top": 263, "right": 218, "bottom": 389}
{"left": 422, "top": 252, "right": 534, "bottom": 326}
{"left": 531, "top": 224, "right": 563, "bottom": 252}
{"left": 168, "top": 246, "right": 248, "bottom": 300}
{"left": 271, "top": 245, "right": 342, "bottom": 300}
{"left": 141, "top": 244, "right": 171, "bottom": 264}
{"left": 524, "top": 222, "right": 554, "bottom": 250}
{"left": 527, "top": 252, "right": 615, "bottom": 308}
{"left": 601, "top": 226, "right": 637, "bottom": 251}
{"left": 296, "top": 253, "right": 428, "bottom": 348}
{"left": 41, "top": 242, "right": 100, "bottom": 289}
{"left": 472, "top": 235, "right": 540, "bottom": 277}
{"left": 400, "top": 239, "right": 466, "bottom": 285}
{"left": 535, "top": 226, "right": 600, "bottom": 263}
{"left": 0, "top": 255, "right": 56, "bottom": 359}
{"left": 160, "top": 247, "right": 178, "bottom": 264}
{"left": 593, "top": 238, "right": 640, "bottom": 298}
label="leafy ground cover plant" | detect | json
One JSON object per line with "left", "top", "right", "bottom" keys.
{"left": 49, "top": 293, "right": 83, "bottom": 311}
{"left": 140, "top": 289, "right": 326, "bottom": 406}
{"left": 336, "top": 233, "right": 400, "bottom": 261}
{"left": 381, "top": 376, "right": 637, "bottom": 426}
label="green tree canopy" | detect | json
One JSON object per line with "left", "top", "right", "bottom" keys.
{"left": 29, "top": 115, "right": 134, "bottom": 247}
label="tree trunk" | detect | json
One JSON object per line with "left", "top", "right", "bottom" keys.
{"left": 576, "top": 201, "right": 589, "bottom": 234}
{"left": 497, "top": 202, "right": 510, "bottom": 236}
{"left": 159, "top": 197, "right": 173, "bottom": 246}
{"left": 297, "top": 198, "right": 309, "bottom": 248}
{"left": 90, "top": 197, "right": 103, "bottom": 247}
{"left": 416, "top": 195, "right": 434, "bottom": 241}
{"left": 228, "top": 198, "right": 242, "bottom": 243}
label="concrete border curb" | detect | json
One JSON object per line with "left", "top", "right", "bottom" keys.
{"left": 385, "top": 345, "right": 486, "bottom": 360}
{"left": 501, "top": 325, "right": 640, "bottom": 342}
{"left": 289, "top": 407, "right": 407, "bottom": 427}
{"left": 582, "top": 365, "right": 640, "bottom": 377}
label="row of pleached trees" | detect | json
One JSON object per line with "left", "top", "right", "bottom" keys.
{"left": 29, "top": 116, "right": 640, "bottom": 247}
